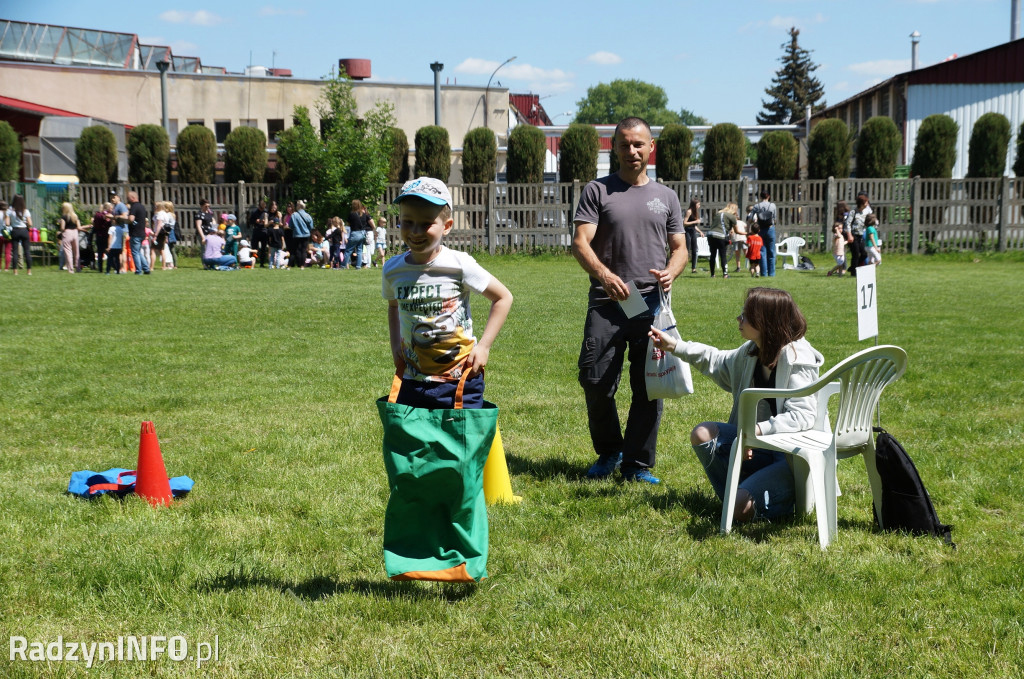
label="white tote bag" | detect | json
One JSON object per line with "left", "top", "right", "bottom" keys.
{"left": 645, "top": 288, "right": 693, "bottom": 400}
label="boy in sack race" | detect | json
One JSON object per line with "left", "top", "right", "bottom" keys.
{"left": 378, "top": 178, "right": 514, "bottom": 582}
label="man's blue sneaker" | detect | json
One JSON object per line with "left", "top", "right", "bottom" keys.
{"left": 586, "top": 452, "right": 622, "bottom": 479}
{"left": 623, "top": 469, "right": 661, "bottom": 484}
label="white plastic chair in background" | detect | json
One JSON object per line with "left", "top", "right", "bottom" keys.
{"left": 721, "top": 345, "right": 908, "bottom": 549}
{"left": 776, "top": 236, "right": 806, "bottom": 269}
{"left": 695, "top": 236, "right": 711, "bottom": 263}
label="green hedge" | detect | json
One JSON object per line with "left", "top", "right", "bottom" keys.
{"left": 654, "top": 124, "right": 693, "bottom": 182}
{"left": 414, "top": 125, "right": 451, "bottom": 182}
{"left": 127, "top": 124, "right": 169, "bottom": 182}
{"left": 756, "top": 130, "right": 797, "bottom": 180}
{"left": 856, "top": 116, "right": 902, "bottom": 178}
{"left": 703, "top": 123, "right": 745, "bottom": 180}
{"left": 808, "top": 119, "right": 851, "bottom": 179}
{"left": 558, "top": 123, "right": 599, "bottom": 183}
{"left": 176, "top": 124, "right": 217, "bottom": 184}
{"left": 75, "top": 125, "right": 118, "bottom": 183}
{"left": 388, "top": 127, "right": 410, "bottom": 183}
{"left": 0, "top": 121, "right": 21, "bottom": 181}
{"left": 461, "top": 127, "right": 497, "bottom": 184}
{"left": 967, "top": 112, "right": 1011, "bottom": 178}
{"left": 224, "top": 126, "right": 268, "bottom": 183}
{"left": 506, "top": 125, "right": 546, "bottom": 184}
{"left": 911, "top": 114, "right": 958, "bottom": 178}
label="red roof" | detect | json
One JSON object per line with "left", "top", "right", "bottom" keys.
{"left": 907, "top": 37, "right": 1024, "bottom": 85}
{"left": 0, "top": 95, "right": 87, "bottom": 118}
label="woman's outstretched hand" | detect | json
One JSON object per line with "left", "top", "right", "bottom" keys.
{"left": 648, "top": 326, "right": 678, "bottom": 353}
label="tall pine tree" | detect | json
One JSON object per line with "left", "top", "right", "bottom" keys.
{"left": 757, "top": 27, "right": 825, "bottom": 125}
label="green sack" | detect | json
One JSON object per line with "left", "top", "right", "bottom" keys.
{"left": 377, "top": 372, "right": 498, "bottom": 582}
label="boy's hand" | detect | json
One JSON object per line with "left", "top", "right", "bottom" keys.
{"left": 465, "top": 345, "right": 489, "bottom": 376}
{"left": 648, "top": 326, "right": 678, "bottom": 353}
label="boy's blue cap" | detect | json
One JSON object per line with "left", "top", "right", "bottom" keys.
{"left": 394, "top": 177, "right": 451, "bottom": 208}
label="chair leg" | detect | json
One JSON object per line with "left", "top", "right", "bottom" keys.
{"left": 862, "top": 442, "right": 884, "bottom": 528}
{"left": 824, "top": 448, "right": 839, "bottom": 543}
{"left": 719, "top": 437, "right": 745, "bottom": 535}
{"left": 805, "top": 454, "right": 830, "bottom": 549}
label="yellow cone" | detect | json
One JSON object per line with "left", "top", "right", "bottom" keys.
{"left": 483, "top": 423, "right": 522, "bottom": 505}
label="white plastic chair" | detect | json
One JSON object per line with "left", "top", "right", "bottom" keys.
{"left": 695, "top": 236, "right": 711, "bottom": 263}
{"left": 721, "top": 345, "right": 908, "bottom": 549}
{"left": 776, "top": 236, "right": 806, "bottom": 269}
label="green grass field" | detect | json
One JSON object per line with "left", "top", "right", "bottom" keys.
{"left": 2, "top": 251, "right": 1023, "bottom": 677}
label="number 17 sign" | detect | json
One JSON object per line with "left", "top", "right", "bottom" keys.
{"left": 857, "top": 264, "right": 878, "bottom": 341}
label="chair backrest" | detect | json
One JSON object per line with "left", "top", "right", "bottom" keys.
{"left": 777, "top": 236, "right": 805, "bottom": 253}
{"left": 819, "top": 345, "right": 908, "bottom": 458}
{"left": 696, "top": 236, "right": 711, "bottom": 258}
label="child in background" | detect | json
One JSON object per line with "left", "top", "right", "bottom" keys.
{"left": 827, "top": 222, "right": 847, "bottom": 277}
{"left": 106, "top": 218, "right": 127, "bottom": 274}
{"left": 364, "top": 222, "right": 376, "bottom": 268}
{"left": 865, "top": 214, "right": 882, "bottom": 266}
{"left": 383, "top": 177, "right": 513, "bottom": 409}
{"left": 141, "top": 219, "right": 154, "bottom": 272}
{"left": 731, "top": 218, "right": 747, "bottom": 274}
{"left": 268, "top": 219, "right": 285, "bottom": 269}
{"left": 238, "top": 239, "right": 256, "bottom": 268}
{"left": 224, "top": 214, "right": 242, "bottom": 259}
{"left": 374, "top": 217, "right": 387, "bottom": 267}
{"left": 746, "top": 223, "right": 763, "bottom": 277}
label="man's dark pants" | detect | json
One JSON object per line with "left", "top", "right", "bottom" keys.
{"left": 578, "top": 296, "right": 662, "bottom": 474}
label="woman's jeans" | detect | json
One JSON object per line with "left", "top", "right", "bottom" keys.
{"left": 760, "top": 226, "right": 776, "bottom": 277}
{"left": 347, "top": 230, "right": 367, "bottom": 269}
{"left": 684, "top": 227, "right": 698, "bottom": 271}
{"left": 692, "top": 422, "right": 794, "bottom": 519}
{"left": 11, "top": 229, "right": 31, "bottom": 270}
{"left": 708, "top": 236, "right": 728, "bottom": 276}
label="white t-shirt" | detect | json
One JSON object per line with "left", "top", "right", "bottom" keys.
{"left": 382, "top": 246, "right": 492, "bottom": 382}
{"left": 108, "top": 224, "right": 126, "bottom": 249}
{"left": 375, "top": 226, "right": 386, "bottom": 245}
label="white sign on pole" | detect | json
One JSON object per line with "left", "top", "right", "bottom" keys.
{"left": 857, "top": 264, "right": 878, "bottom": 341}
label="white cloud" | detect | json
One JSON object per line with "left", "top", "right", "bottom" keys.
{"left": 159, "top": 10, "right": 223, "bottom": 26}
{"left": 170, "top": 40, "right": 199, "bottom": 54}
{"left": 138, "top": 35, "right": 166, "bottom": 45}
{"left": 586, "top": 51, "right": 622, "bottom": 65}
{"left": 847, "top": 59, "right": 911, "bottom": 76}
{"left": 833, "top": 81, "right": 851, "bottom": 93}
{"left": 741, "top": 12, "right": 826, "bottom": 33}
{"left": 453, "top": 58, "right": 571, "bottom": 83}
{"left": 258, "top": 6, "right": 307, "bottom": 16}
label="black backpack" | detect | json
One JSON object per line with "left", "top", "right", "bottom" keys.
{"left": 872, "top": 427, "right": 954, "bottom": 547}
{"left": 797, "top": 255, "right": 815, "bottom": 270}
{"left": 757, "top": 204, "right": 774, "bottom": 228}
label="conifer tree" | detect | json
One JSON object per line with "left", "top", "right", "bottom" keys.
{"left": 757, "top": 27, "right": 826, "bottom": 125}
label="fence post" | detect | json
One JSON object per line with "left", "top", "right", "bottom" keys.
{"left": 910, "top": 176, "right": 920, "bottom": 255}
{"left": 997, "top": 175, "right": 1010, "bottom": 252}
{"left": 487, "top": 181, "right": 496, "bottom": 255}
{"left": 236, "top": 181, "right": 245, "bottom": 225}
{"left": 824, "top": 176, "right": 836, "bottom": 252}
{"left": 739, "top": 176, "right": 750, "bottom": 220}
{"left": 153, "top": 180, "right": 163, "bottom": 204}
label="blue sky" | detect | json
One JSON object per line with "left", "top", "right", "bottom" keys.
{"left": 8, "top": 0, "right": 1017, "bottom": 125}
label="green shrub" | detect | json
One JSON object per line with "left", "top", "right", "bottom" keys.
{"left": 126, "top": 124, "right": 169, "bottom": 182}
{"left": 911, "top": 114, "right": 958, "bottom": 178}
{"left": 967, "top": 112, "right": 1011, "bottom": 178}
{"left": 388, "top": 127, "right": 410, "bottom": 183}
{"left": 461, "top": 127, "right": 497, "bottom": 184}
{"left": 75, "top": 125, "right": 118, "bottom": 183}
{"left": 654, "top": 124, "right": 693, "bottom": 181}
{"left": 506, "top": 125, "right": 546, "bottom": 184}
{"left": 856, "top": 116, "right": 902, "bottom": 178}
{"left": 414, "top": 125, "right": 451, "bottom": 182}
{"left": 807, "top": 118, "right": 851, "bottom": 179}
{"left": 702, "top": 123, "right": 745, "bottom": 180}
{"left": 558, "top": 123, "right": 599, "bottom": 183}
{"left": 0, "top": 121, "right": 20, "bottom": 181}
{"left": 176, "top": 124, "right": 217, "bottom": 184}
{"left": 756, "top": 130, "right": 798, "bottom": 180}
{"left": 224, "top": 126, "right": 268, "bottom": 183}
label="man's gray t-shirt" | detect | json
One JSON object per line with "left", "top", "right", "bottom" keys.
{"left": 574, "top": 174, "right": 684, "bottom": 303}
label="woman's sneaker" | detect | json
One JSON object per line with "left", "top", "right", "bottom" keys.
{"left": 586, "top": 452, "right": 622, "bottom": 479}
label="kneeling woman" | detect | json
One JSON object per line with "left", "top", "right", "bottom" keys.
{"left": 650, "top": 287, "right": 823, "bottom": 522}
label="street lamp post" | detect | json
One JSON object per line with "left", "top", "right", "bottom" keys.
{"left": 910, "top": 31, "right": 921, "bottom": 71}
{"left": 484, "top": 56, "right": 516, "bottom": 130}
{"left": 156, "top": 59, "right": 170, "bottom": 135}
{"left": 429, "top": 61, "right": 444, "bottom": 126}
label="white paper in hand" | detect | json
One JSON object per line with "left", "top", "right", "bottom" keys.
{"left": 618, "top": 281, "right": 649, "bottom": 318}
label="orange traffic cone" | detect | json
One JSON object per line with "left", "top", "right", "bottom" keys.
{"left": 135, "top": 421, "right": 173, "bottom": 506}
{"left": 483, "top": 423, "right": 522, "bottom": 505}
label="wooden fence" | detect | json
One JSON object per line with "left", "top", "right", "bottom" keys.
{"left": 4, "top": 177, "right": 1022, "bottom": 254}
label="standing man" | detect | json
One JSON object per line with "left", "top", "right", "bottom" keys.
{"left": 289, "top": 200, "right": 313, "bottom": 268}
{"left": 126, "top": 191, "right": 150, "bottom": 275}
{"left": 752, "top": 189, "right": 778, "bottom": 277}
{"left": 249, "top": 199, "right": 269, "bottom": 267}
{"left": 571, "top": 117, "right": 687, "bottom": 485}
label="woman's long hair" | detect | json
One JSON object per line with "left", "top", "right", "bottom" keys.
{"left": 744, "top": 287, "right": 807, "bottom": 369}
{"left": 351, "top": 199, "right": 365, "bottom": 214}
{"left": 12, "top": 194, "right": 26, "bottom": 218}
{"left": 686, "top": 198, "right": 700, "bottom": 222}
{"left": 834, "top": 200, "right": 849, "bottom": 223}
